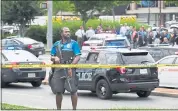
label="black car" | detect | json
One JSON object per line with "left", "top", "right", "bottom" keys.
{"left": 139, "top": 44, "right": 178, "bottom": 61}
{"left": 1, "top": 50, "right": 46, "bottom": 87}
{"left": 2, "top": 36, "right": 45, "bottom": 57}
{"left": 49, "top": 48, "right": 159, "bottom": 99}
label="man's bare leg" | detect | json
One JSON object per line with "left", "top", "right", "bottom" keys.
{"left": 71, "top": 92, "right": 78, "bottom": 110}
{"left": 56, "top": 93, "right": 63, "bottom": 110}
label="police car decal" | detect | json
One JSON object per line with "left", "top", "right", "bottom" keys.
{"left": 76, "top": 72, "right": 92, "bottom": 81}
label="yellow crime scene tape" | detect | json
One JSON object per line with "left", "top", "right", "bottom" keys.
{"left": 1, "top": 64, "right": 178, "bottom": 68}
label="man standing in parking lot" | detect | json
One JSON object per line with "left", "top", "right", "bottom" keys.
{"left": 50, "top": 27, "right": 81, "bottom": 110}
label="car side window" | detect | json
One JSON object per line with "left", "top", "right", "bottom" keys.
{"left": 78, "top": 51, "right": 89, "bottom": 64}
{"left": 105, "top": 53, "right": 118, "bottom": 64}
{"left": 6, "top": 40, "right": 19, "bottom": 45}
{"left": 86, "top": 52, "right": 99, "bottom": 64}
{"left": 158, "top": 57, "right": 176, "bottom": 64}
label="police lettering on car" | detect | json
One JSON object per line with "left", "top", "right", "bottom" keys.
{"left": 50, "top": 27, "right": 81, "bottom": 110}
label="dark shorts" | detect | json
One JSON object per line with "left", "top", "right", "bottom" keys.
{"left": 51, "top": 68, "right": 78, "bottom": 94}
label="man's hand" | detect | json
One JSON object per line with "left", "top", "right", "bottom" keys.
{"left": 68, "top": 68, "right": 72, "bottom": 77}
{"left": 51, "top": 56, "right": 60, "bottom": 63}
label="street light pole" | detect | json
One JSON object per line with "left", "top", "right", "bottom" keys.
{"left": 159, "top": 1, "right": 162, "bottom": 29}
{"left": 148, "top": 1, "right": 150, "bottom": 25}
{"left": 47, "top": 1, "right": 53, "bottom": 50}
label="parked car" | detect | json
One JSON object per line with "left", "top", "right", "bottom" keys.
{"left": 2, "top": 36, "right": 45, "bottom": 57}
{"left": 155, "top": 55, "right": 178, "bottom": 88}
{"left": 139, "top": 44, "right": 178, "bottom": 61}
{"left": 103, "top": 35, "right": 130, "bottom": 47}
{"left": 82, "top": 34, "right": 130, "bottom": 50}
{"left": 82, "top": 33, "right": 117, "bottom": 50}
{"left": 1, "top": 50, "right": 46, "bottom": 87}
{"left": 49, "top": 48, "right": 159, "bottom": 99}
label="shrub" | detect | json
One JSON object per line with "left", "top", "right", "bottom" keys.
{"left": 25, "top": 25, "right": 47, "bottom": 43}
{"left": 25, "top": 19, "right": 149, "bottom": 44}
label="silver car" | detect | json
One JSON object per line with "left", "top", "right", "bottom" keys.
{"left": 1, "top": 50, "right": 46, "bottom": 87}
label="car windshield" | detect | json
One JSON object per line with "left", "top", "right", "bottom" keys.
{"left": 121, "top": 52, "right": 155, "bottom": 64}
{"left": 105, "top": 40, "right": 126, "bottom": 46}
{"left": 3, "top": 50, "right": 39, "bottom": 61}
{"left": 15, "top": 38, "right": 38, "bottom": 44}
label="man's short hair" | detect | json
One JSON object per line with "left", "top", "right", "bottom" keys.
{"left": 60, "top": 27, "right": 69, "bottom": 34}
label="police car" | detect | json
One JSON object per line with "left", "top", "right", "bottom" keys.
{"left": 49, "top": 48, "right": 159, "bottom": 99}
{"left": 82, "top": 33, "right": 117, "bottom": 50}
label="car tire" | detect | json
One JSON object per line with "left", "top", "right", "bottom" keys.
{"left": 136, "top": 91, "right": 151, "bottom": 98}
{"left": 96, "top": 79, "right": 112, "bottom": 99}
{"left": 31, "top": 80, "right": 42, "bottom": 87}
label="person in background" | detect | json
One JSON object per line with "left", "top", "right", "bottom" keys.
{"left": 161, "top": 37, "right": 169, "bottom": 44}
{"left": 132, "top": 26, "right": 138, "bottom": 48}
{"left": 164, "top": 30, "right": 171, "bottom": 40}
{"left": 120, "top": 23, "right": 127, "bottom": 36}
{"left": 95, "top": 26, "right": 102, "bottom": 34}
{"left": 147, "top": 28, "right": 154, "bottom": 44}
{"left": 85, "top": 26, "right": 95, "bottom": 40}
{"left": 75, "top": 26, "right": 85, "bottom": 48}
{"left": 154, "top": 32, "right": 161, "bottom": 44}
{"left": 170, "top": 32, "right": 175, "bottom": 46}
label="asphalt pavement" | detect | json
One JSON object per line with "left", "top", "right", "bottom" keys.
{"left": 2, "top": 83, "right": 178, "bottom": 110}
{"left": 2, "top": 54, "right": 177, "bottom": 110}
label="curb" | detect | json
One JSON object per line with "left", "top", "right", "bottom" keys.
{"left": 151, "top": 91, "right": 178, "bottom": 98}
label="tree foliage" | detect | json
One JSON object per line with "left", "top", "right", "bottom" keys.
{"left": 2, "top": 1, "right": 40, "bottom": 37}
{"left": 53, "top": 1, "right": 75, "bottom": 16}
{"left": 70, "top": 0, "right": 133, "bottom": 30}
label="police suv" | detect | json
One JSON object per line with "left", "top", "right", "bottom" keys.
{"left": 49, "top": 48, "right": 159, "bottom": 99}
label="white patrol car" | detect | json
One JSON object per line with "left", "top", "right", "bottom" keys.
{"left": 82, "top": 33, "right": 117, "bottom": 50}
{"left": 103, "top": 35, "right": 131, "bottom": 48}
{"left": 156, "top": 55, "right": 178, "bottom": 88}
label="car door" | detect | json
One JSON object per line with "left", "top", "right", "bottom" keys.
{"left": 158, "top": 57, "right": 177, "bottom": 87}
{"left": 1, "top": 54, "right": 10, "bottom": 78}
{"left": 77, "top": 52, "right": 99, "bottom": 89}
{"left": 171, "top": 57, "right": 178, "bottom": 88}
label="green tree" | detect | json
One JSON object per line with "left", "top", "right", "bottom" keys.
{"left": 70, "top": 0, "right": 133, "bottom": 30}
{"left": 2, "top": 1, "right": 40, "bottom": 37}
{"left": 53, "top": 1, "right": 75, "bottom": 16}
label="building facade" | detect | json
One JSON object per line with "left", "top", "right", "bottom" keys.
{"left": 126, "top": 0, "right": 178, "bottom": 26}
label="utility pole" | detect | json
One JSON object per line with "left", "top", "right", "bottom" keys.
{"left": 47, "top": 1, "right": 53, "bottom": 50}
{"left": 148, "top": 1, "right": 150, "bottom": 25}
{"left": 159, "top": 1, "right": 162, "bottom": 29}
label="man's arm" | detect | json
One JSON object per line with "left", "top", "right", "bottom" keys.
{"left": 72, "top": 41, "right": 81, "bottom": 64}
{"left": 71, "top": 55, "right": 80, "bottom": 64}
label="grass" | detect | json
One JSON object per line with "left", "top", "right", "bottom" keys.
{"left": 1, "top": 103, "right": 175, "bottom": 110}
{"left": 1, "top": 103, "right": 39, "bottom": 110}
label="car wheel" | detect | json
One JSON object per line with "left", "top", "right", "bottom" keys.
{"left": 96, "top": 79, "right": 112, "bottom": 99}
{"left": 136, "top": 91, "right": 151, "bottom": 98}
{"left": 31, "top": 80, "right": 42, "bottom": 87}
